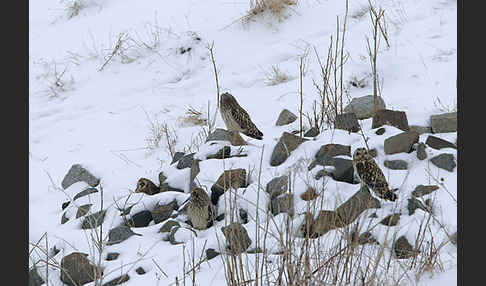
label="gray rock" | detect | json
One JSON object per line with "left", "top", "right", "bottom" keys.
{"left": 206, "top": 128, "right": 230, "bottom": 142}
{"left": 126, "top": 210, "right": 153, "bottom": 227}
{"left": 394, "top": 236, "right": 418, "bottom": 259}
{"left": 152, "top": 200, "right": 178, "bottom": 224}
{"left": 207, "top": 146, "right": 231, "bottom": 159}
{"left": 407, "top": 197, "right": 429, "bottom": 215}
{"left": 270, "top": 132, "right": 308, "bottom": 166}
{"left": 171, "top": 152, "right": 185, "bottom": 165}
{"left": 375, "top": 127, "right": 386, "bottom": 135}
{"left": 107, "top": 226, "right": 141, "bottom": 245}
{"left": 313, "top": 144, "right": 351, "bottom": 166}
{"left": 384, "top": 131, "right": 419, "bottom": 155}
{"left": 102, "top": 274, "right": 130, "bottom": 286}
{"left": 334, "top": 112, "right": 360, "bottom": 133}
{"left": 265, "top": 175, "right": 289, "bottom": 198}
{"left": 416, "top": 143, "right": 427, "bottom": 160}
{"left": 61, "top": 164, "right": 100, "bottom": 189}
{"left": 177, "top": 153, "right": 196, "bottom": 169}
{"left": 450, "top": 232, "right": 457, "bottom": 245}
{"left": 81, "top": 210, "right": 106, "bottom": 229}
{"left": 135, "top": 267, "right": 146, "bottom": 275}
{"left": 357, "top": 232, "right": 379, "bottom": 245}
{"left": 239, "top": 208, "right": 248, "bottom": 224}
{"left": 343, "top": 95, "right": 386, "bottom": 119}
{"left": 221, "top": 223, "right": 252, "bottom": 255}
{"left": 29, "top": 266, "right": 44, "bottom": 286}
{"left": 315, "top": 169, "right": 330, "bottom": 180}
{"left": 60, "top": 252, "right": 101, "bottom": 286}
{"left": 425, "top": 135, "right": 457, "bottom": 150}
{"left": 169, "top": 226, "right": 197, "bottom": 245}
{"left": 327, "top": 158, "right": 358, "bottom": 184}
{"left": 190, "top": 160, "right": 200, "bottom": 187}
{"left": 61, "top": 211, "right": 70, "bottom": 224}
{"left": 158, "top": 220, "right": 181, "bottom": 233}
{"left": 379, "top": 213, "right": 401, "bottom": 226}
{"left": 206, "top": 248, "right": 220, "bottom": 260}
{"left": 270, "top": 194, "right": 294, "bottom": 217}
{"left": 304, "top": 127, "right": 320, "bottom": 137}
{"left": 276, "top": 109, "right": 297, "bottom": 126}
{"left": 409, "top": 125, "right": 432, "bottom": 135}
{"left": 412, "top": 185, "right": 439, "bottom": 197}
{"left": 384, "top": 160, "right": 408, "bottom": 170}
{"left": 62, "top": 201, "right": 70, "bottom": 210}
{"left": 76, "top": 204, "right": 92, "bottom": 218}
{"left": 159, "top": 172, "right": 167, "bottom": 185}
{"left": 430, "top": 153, "right": 456, "bottom": 172}
{"left": 430, "top": 112, "right": 457, "bottom": 133}
{"left": 72, "top": 187, "right": 99, "bottom": 201}
{"left": 371, "top": 109, "right": 409, "bottom": 131}
{"left": 106, "top": 252, "right": 120, "bottom": 261}
{"left": 211, "top": 169, "right": 247, "bottom": 205}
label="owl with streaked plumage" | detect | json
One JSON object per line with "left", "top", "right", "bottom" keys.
{"left": 352, "top": 148, "right": 397, "bottom": 201}
{"left": 187, "top": 187, "right": 214, "bottom": 230}
{"left": 219, "top": 92, "right": 263, "bottom": 140}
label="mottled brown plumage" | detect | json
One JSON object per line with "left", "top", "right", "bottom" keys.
{"left": 187, "top": 188, "right": 214, "bottom": 230}
{"left": 134, "top": 178, "right": 160, "bottom": 195}
{"left": 220, "top": 92, "right": 263, "bottom": 140}
{"left": 352, "top": 148, "right": 397, "bottom": 201}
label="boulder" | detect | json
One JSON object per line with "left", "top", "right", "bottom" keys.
{"left": 409, "top": 125, "right": 432, "bottom": 135}
{"left": 158, "top": 220, "right": 181, "bottom": 233}
{"left": 270, "top": 132, "right": 308, "bottom": 166}
{"left": 60, "top": 252, "right": 101, "bottom": 286}
{"left": 176, "top": 153, "right": 196, "bottom": 169}
{"left": 152, "top": 200, "right": 178, "bottom": 224}
{"left": 105, "top": 253, "right": 119, "bottom": 261}
{"left": 327, "top": 158, "right": 358, "bottom": 184}
{"left": 270, "top": 194, "right": 294, "bottom": 216}
{"left": 73, "top": 187, "right": 99, "bottom": 201}
{"left": 407, "top": 197, "right": 429, "bottom": 215}
{"left": 29, "top": 266, "right": 44, "bottom": 286}
{"left": 425, "top": 135, "right": 457, "bottom": 150}
{"left": 61, "top": 164, "right": 100, "bottom": 189}
{"left": 211, "top": 169, "right": 247, "bottom": 205}
{"left": 106, "top": 226, "right": 141, "bottom": 245}
{"left": 430, "top": 153, "right": 456, "bottom": 172}
{"left": 169, "top": 226, "right": 197, "bottom": 245}
{"left": 135, "top": 267, "right": 146, "bottom": 275}
{"left": 171, "top": 152, "right": 185, "bottom": 165}
{"left": 375, "top": 127, "right": 386, "bottom": 135}
{"left": 416, "top": 143, "right": 427, "bottom": 160}
{"left": 126, "top": 210, "right": 153, "bottom": 227}
{"left": 343, "top": 95, "right": 386, "bottom": 119}
{"left": 304, "top": 127, "right": 320, "bottom": 137}
{"left": 383, "top": 160, "right": 408, "bottom": 170}
{"left": 334, "top": 113, "right": 360, "bottom": 133}
{"left": 430, "top": 112, "right": 457, "bottom": 133}
{"left": 221, "top": 223, "right": 252, "bottom": 255}
{"left": 81, "top": 210, "right": 106, "bottom": 229}
{"left": 265, "top": 175, "right": 289, "bottom": 198}
{"left": 412, "top": 185, "right": 439, "bottom": 197}
{"left": 206, "top": 248, "right": 220, "bottom": 260}
{"left": 75, "top": 204, "right": 92, "bottom": 218}
{"left": 276, "top": 109, "right": 297, "bottom": 126}
{"left": 102, "top": 274, "right": 130, "bottom": 286}
{"left": 371, "top": 109, "right": 409, "bottom": 131}
{"left": 313, "top": 144, "right": 351, "bottom": 166}
{"left": 384, "top": 131, "right": 419, "bottom": 154}
{"left": 393, "top": 236, "right": 418, "bottom": 259}
{"left": 379, "top": 213, "right": 401, "bottom": 226}
{"left": 206, "top": 146, "right": 231, "bottom": 159}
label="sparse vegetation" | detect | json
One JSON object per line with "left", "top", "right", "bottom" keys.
{"left": 264, "top": 65, "right": 291, "bottom": 86}
{"left": 243, "top": 0, "right": 297, "bottom": 23}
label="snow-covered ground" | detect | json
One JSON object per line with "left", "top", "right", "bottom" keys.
{"left": 29, "top": 0, "right": 457, "bottom": 285}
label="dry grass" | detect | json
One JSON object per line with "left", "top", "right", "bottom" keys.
{"left": 243, "top": 0, "right": 297, "bottom": 23}
{"left": 62, "top": 0, "right": 85, "bottom": 19}
{"left": 264, "top": 65, "right": 291, "bottom": 86}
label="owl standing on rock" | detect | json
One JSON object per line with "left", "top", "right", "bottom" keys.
{"left": 352, "top": 148, "right": 398, "bottom": 201}
{"left": 219, "top": 92, "right": 264, "bottom": 140}
{"left": 187, "top": 188, "right": 214, "bottom": 230}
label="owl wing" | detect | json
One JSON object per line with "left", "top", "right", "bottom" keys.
{"left": 206, "top": 204, "right": 214, "bottom": 228}
{"left": 230, "top": 104, "right": 263, "bottom": 139}
{"left": 355, "top": 160, "right": 389, "bottom": 191}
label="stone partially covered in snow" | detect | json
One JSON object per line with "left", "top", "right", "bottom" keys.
{"left": 211, "top": 169, "right": 247, "bottom": 205}
{"left": 152, "top": 200, "right": 178, "bottom": 224}
{"left": 81, "top": 210, "right": 106, "bottom": 229}
{"left": 430, "top": 153, "right": 456, "bottom": 172}
{"left": 169, "top": 226, "right": 197, "bottom": 245}
{"left": 371, "top": 109, "right": 409, "bottom": 131}
{"left": 102, "top": 274, "right": 130, "bottom": 286}
{"left": 270, "top": 193, "right": 294, "bottom": 216}
{"left": 384, "top": 131, "right": 419, "bottom": 154}
{"left": 334, "top": 112, "right": 360, "bottom": 133}
{"left": 221, "top": 223, "right": 252, "bottom": 255}
{"left": 430, "top": 112, "right": 457, "bottom": 133}
{"left": 61, "top": 164, "right": 100, "bottom": 189}
{"left": 425, "top": 135, "right": 457, "bottom": 150}
{"left": 275, "top": 109, "right": 297, "bottom": 126}
{"left": 60, "top": 252, "right": 102, "bottom": 286}
{"left": 393, "top": 236, "right": 419, "bottom": 259}
{"left": 343, "top": 95, "right": 386, "bottom": 119}
{"left": 384, "top": 160, "right": 408, "bottom": 170}
{"left": 126, "top": 210, "right": 153, "bottom": 227}
{"left": 29, "top": 266, "right": 44, "bottom": 286}
{"left": 106, "top": 226, "right": 141, "bottom": 245}
{"left": 270, "top": 132, "right": 308, "bottom": 166}
{"left": 265, "top": 175, "right": 289, "bottom": 198}
{"left": 72, "top": 187, "right": 99, "bottom": 201}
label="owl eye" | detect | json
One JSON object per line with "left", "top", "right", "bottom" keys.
{"left": 139, "top": 182, "right": 145, "bottom": 187}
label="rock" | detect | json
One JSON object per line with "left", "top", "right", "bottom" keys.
{"left": 206, "top": 248, "right": 220, "bottom": 260}
{"left": 216, "top": 213, "right": 225, "bottom": 221}
{"left": 62, "top": 201, "right": 70, "bottom": 210}
{"left": 73, "top": 187, "right": 99, "bottom": 201}
{"left": 61, "top": 211, "right": 70, "bottom": 224}
{"left": 62, "top": 164, "right": 100, "bottom": 189}
{"left": 430, "top": 112, "right": 457, "bottom": 133}
{"left": 106, "top": 252, "right": 120, "bottom": 261}
{"left": 425, "top": 135, "right": 457, "bottom": 150}
{"left": 394, "top": 236, "right": 418, "bottom": 259}
{"left": 412, "top": 185, "right": 439, "bottom": 197}
{"left": 311, "top": 211, "right": 339, "bottom": 237}
{"left": 29, "top": 266, "right": 44, "bottom": 286}
{"left": 158, "top": 220, "right": 181, "bottom": 233}
{"left": 107, "top": 226, "right": 141, "bottom": 245}
{"left": 334, "top": 186, "right": 381, "bottom": 227}
{"left": 300, "top": 187, "right": 318, "bottom": 201}
{"left": 407, "top": 197, "right": 429, "bottom": 215}
{"left": 270, "top": 132, "right": 308, "bottom": 166}
{"left": 247, "top": 247, "right": 263, "bottom": 254}
{"left": 430, "top": 153, "right": 456, "bottom": 172}
{"left": 135, "top": 267, "right": 146, "bottom": 275}
{"left": 102, "top": 274, "right": 130, "bottom": 286}
{"left": 76, "top": 204, "right": 92, "bottom": 218}
{"left": 239, "top": 209, "right": 248, "bottom": 224}
{"left": 207, "top": 146, "right": 231, "bottom": 159}
{"left": 304, "top": 127, "right": 320, "bottom": 137}
{"left": 450, "top": 232, "right": 457, "bottom": 245}
{"left": 379, "top": 213, "right": 401, "bottom": 226}
{"left": 126, "top": 210, "right": 153, "bottom": 227}
{"left": 206, "top": 128, "right": 230, "bottom": 142}
{"left": 81, "top": 210, "right": 106, "bottom": 229}
{"left": 221, "top": 223, "right": 252, "bottom": 255}
{"left": 416, "top": 143, "right": 427, "bottom": 160}
{"left": 169, "top": 226, "right": 197, "bottom": 245}
{"left": 211, "top": 169, "right": 247, "bottom": 205}
{"left": 315, "top": 169, "right": 330, "bottom": 180}
{"left": 270, "top": 194, "right": 294, "bottom": 216}
{"left": 384, "top": 131, "right": 419, "bottom": 155}
{"left": 177, "top": 153, "right": 196, "bottom": 169}
{"left": 409, "top": 125, "right": 432, "bottom": 135}
{"left": 375, "top": 127, "right": 386, "bottom": 135}
{"left": 327, "top": 158, "right": 358, "bottom": 184}
{"left": 60, "top": 252, "right": 101, "bottom": 286}
{"left": 313, "top": 144, "right": 351, "bottom": 166}
{"left": 152, "top": 201, "right": 178, "bottom": 224}
{"left": 159, "top": 172, "right": 167, "bottom": 185}
{"left": 265, "top": 175, "right": 289, "bottom": 199}
{"left": 334, "top": 113, "right": 360, "bottom": 133}
{"left": 276, "top": 109, "right": 297, "bottom": 126}
{"left": 171, "top": 152, "right": 185, "bottom": 165}
{"left": 383, "top": 160, "right": 408, "bottom": 170}
{"left": 357, "top": 232, "right": 379, "bottom": 245}
{"left": 371, "top": 109, "right": 409, "bottom": 131}
{"left": 343, "top": 95, "right": 386, "bottom": 119}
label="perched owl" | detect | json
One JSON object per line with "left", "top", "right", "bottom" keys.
{"left": 134, "top": 178, "right": 160, "bottom": 195}
{"left": 220, "top": 92, "right": 263, "bottom": 140}
{"left": 352, "top": 148, "right": 398, "bottom": 201}
{"left": 187, "top": 188, "right": 214, "bottom": 230}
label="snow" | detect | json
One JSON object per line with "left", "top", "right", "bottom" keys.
{"left": 29, "top": 0, "right": 457, "bottom": 285}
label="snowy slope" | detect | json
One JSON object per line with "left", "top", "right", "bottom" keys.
{"left": 29, "top": 0, "right": 457, "bottom": 285}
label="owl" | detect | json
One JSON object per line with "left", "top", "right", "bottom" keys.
{"left": 220, "top": 92, "right": 263, "bottom": 140}
{"left": 352, "top": 148, "right": 398, "bottom": 201}
{"left": 134, "top": 178, "right": 160, "bottom": 195}
{"left": 187, "top": 188, "right": 214, "bottom": 230}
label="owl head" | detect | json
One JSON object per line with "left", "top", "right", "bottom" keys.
{"left": 135, "top": 178, "right": 158, "bottom": 195}
{"left": 220, "top": 92, "right": 237, "bottom": 106}
{"left": 353, "top": 148, "right": 369, "bottom": 162}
